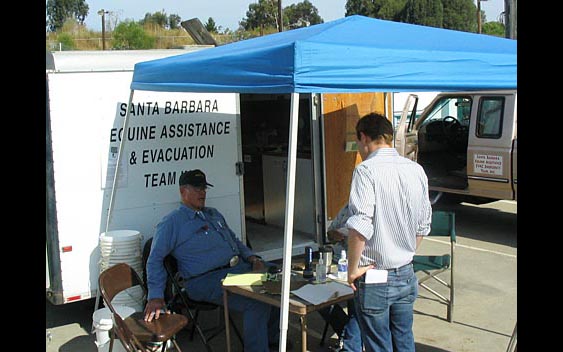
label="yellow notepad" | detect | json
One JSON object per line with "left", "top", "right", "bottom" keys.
{"left": 222, "top": 273, "right": 266, "bottom": 286}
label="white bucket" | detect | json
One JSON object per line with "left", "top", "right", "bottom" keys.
{"left": 99, "top": 230, "right": 144, "bottom": 297}
{"left": 100, "top": 230, "right": 142, "bottom": 243}
{"left": 92, "top": 305, "right": 135, "bottom": 352}
{"left": 99, "top": 230, "right": 145, "bottom": 312}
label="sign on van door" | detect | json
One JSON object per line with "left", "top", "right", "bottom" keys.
{"left": 100, "top": 92, "right": 242, "bottom": 239}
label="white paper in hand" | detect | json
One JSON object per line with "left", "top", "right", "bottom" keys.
{"left": 365, "top": 269, "right": 388, "bottom": 284}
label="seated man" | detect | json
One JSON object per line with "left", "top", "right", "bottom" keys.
{"left": 144, "top": 169, "right": 281, "bottom": 352}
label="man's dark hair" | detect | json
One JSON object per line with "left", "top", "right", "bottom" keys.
{"left": 356, "top": 113, "right": 394, "bottom": 144}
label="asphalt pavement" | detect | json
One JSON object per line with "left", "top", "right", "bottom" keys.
{"left": 46, "top": 198, "right": 517, "bottom": 352}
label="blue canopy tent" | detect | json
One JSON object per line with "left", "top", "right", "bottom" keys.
{"left": 131, "top": 15, "right": 516, "bottom": 93}
{"left": 114, "top": 15, "right": 517, "bottom": 350}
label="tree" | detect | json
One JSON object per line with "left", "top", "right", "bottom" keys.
{"left": 240, "top": 0, "right": 279, "bottom": 31}
{"left": 345, "top": 0, "right": 378, "bottom": 17}
{"left": 56, "top": 33, "right": 76, "bottom": 50}
{"left": 205, "top": 17, "right": 219, "bottom": 33}
{"left": 138, "top": 11, "right": 181, "bottom": 30}
{"left": 345, "top": 0, "right": 407, "bottom": 21}
{"left": 112, "top": 20, "right": 155, "bottom": 49}
{"left": 46, "top": 0, "right": 89, "bottom": 32}
{"left": 284, "top": 0, "right": 323, "bottom": 29}
{"left": 169, "top": 14, "right": 182, "bottom": 30}
{"left": 378, "top": 0, "right": 407, "bottom": 20}
{"left": 140, "top": 11, "right": 168, "bottom": 29}
{"left": 482, "top": 21, "right": 505, "bottom": 37}
{"left": 401, "top": 0, "right": 443, "bottom": 28}
{"left": 442, "top": 0, "right": 476, "bottom": 32}
{"left": 345, "top": 0, "right": 477, "bottom": 33}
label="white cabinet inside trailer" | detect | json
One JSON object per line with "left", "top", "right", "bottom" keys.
{"left": 262, "top": 154, "right": 315, "bottom": 234}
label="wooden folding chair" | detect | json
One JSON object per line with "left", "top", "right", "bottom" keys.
{"left": 413, "top": 210, "right": 456, "bottom": 322}
{"left": 98, "top": 262, "right": 188, "bottom": 352}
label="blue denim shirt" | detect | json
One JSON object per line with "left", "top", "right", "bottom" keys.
{"left": 146, "top": 204, "right": 255, "bottom": 300}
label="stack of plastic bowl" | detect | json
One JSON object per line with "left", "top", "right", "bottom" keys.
{"left": 99, "top": 230, "right": 145, "bottom": 311}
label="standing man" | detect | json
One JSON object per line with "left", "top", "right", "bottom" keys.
{"left": 144, "top": 169, "right": 281, "bottom": 352}
{"left": 345, "top": 113, "right": 432, "bottom": 352}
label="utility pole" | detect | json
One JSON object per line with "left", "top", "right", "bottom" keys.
{"left": 477, "top": 0, "right": 488, "bottom": 34}
{"left": 504, "top": 0, "right": 517, "bottom": 39}
{"left": 97, "top": 9, "right": 109, "bottom": 50}
{"left": 278, "top": 0, "right": 283, "bottom": 32}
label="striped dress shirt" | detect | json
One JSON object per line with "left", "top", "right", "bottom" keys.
{"left": 345, "top": 147, "right": 432, "bottom": 269}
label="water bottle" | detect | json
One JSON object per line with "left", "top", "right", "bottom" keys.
{"left": 316, "top": 257, "right": 327, "bottom": 283}
{"left": 337, "top": 249, "right": 348, "bottom": 281}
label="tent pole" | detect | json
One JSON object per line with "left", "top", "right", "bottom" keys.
{"left": 95, "top": 89, "right": 135, "bottom": 312}
{"left": 105, "top": 89, "right": 135, "bottom": 232}
{"left": 278, "top": 93, "right": 300, "bottom": 351}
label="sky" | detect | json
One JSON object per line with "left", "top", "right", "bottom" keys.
{"left": 79, "top": 0, "right": 506, "bottom": 32}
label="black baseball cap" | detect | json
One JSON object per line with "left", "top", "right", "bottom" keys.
{"left": 179, "top": 169, "right": 214, "bottom": 187}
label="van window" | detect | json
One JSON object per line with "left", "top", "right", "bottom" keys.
{"left": 476, "top": 97, "right": 504, "bottom": 138}
{"left": 421, "top": 96, "right": 471, "bottom": 127}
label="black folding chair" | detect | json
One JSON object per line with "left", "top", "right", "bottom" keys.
{"left": 318, "top": 302, "right": 349, "bottom": 346}
{"left": 143, "top": 238, "right": 243, "bottom": 352}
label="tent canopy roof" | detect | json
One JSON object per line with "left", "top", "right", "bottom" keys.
{"left": 131, "top": 15, "right": 516, "bottom": 94}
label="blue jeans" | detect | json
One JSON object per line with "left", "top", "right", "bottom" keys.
{"left": 341, "top": 299, "right": 363, "bottom": 351}
{"left": 354, "top": 263, "right": 418, "bottom": 352}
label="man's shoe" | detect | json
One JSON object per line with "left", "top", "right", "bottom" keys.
{"left": 327, "top": 340, "right": 344, "bottom": 351}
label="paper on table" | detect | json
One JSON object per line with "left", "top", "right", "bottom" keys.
{"left": 291, "top": 281, "right": 353, "bottom": 305}
{"left": 327, "top": 273, "right": 347, "bottom": 283}
{"left": 222, "top": 273, "right": 266, "bottom": 286}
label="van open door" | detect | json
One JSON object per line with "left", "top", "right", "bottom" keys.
{"left": 394, "top": 94, "right": 419, "bottom": 161}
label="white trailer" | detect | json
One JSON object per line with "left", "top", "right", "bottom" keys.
{"left": 45, "top": 48, "right": 221, "bottom": 305}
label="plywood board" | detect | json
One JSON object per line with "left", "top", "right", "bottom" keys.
{"left": 322, "top": 92, "right": 390, "bottom": 219}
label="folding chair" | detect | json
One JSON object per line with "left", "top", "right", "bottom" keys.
{"left": 506, "top": 322, "right": 517, "bottom": 352}
{"left": 110, "top": 312, "right": 149, "bottom": 352}
{"left": 413, "top": 210, "right": 456, "bottom": 322}
{"left": 318, "top": 302, "right": 349, "bottom": 346}
{"left": 143, "top": 238, "right": 243, "bottom": 352}
{"left": 98, "top": 262, "right": 188, "bottom": 352}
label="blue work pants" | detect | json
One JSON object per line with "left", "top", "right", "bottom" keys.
{"left": 186, "top": 261, "right": 280, "bottom": 352}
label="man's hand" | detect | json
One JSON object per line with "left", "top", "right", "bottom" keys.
{"left": 144, "top": 298, "right": 169, "bottom": 322}
{"left": 348, "top": 264, "right": 374, "bottom": 291}
{"left": 252, "top": 260, "right": 266, "bottom": 272}
{"left": 248, "top": 255, "right": 265, "bottom": 272}
{"left": 327, "top": 229, "right": 345, "bottom": 243}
